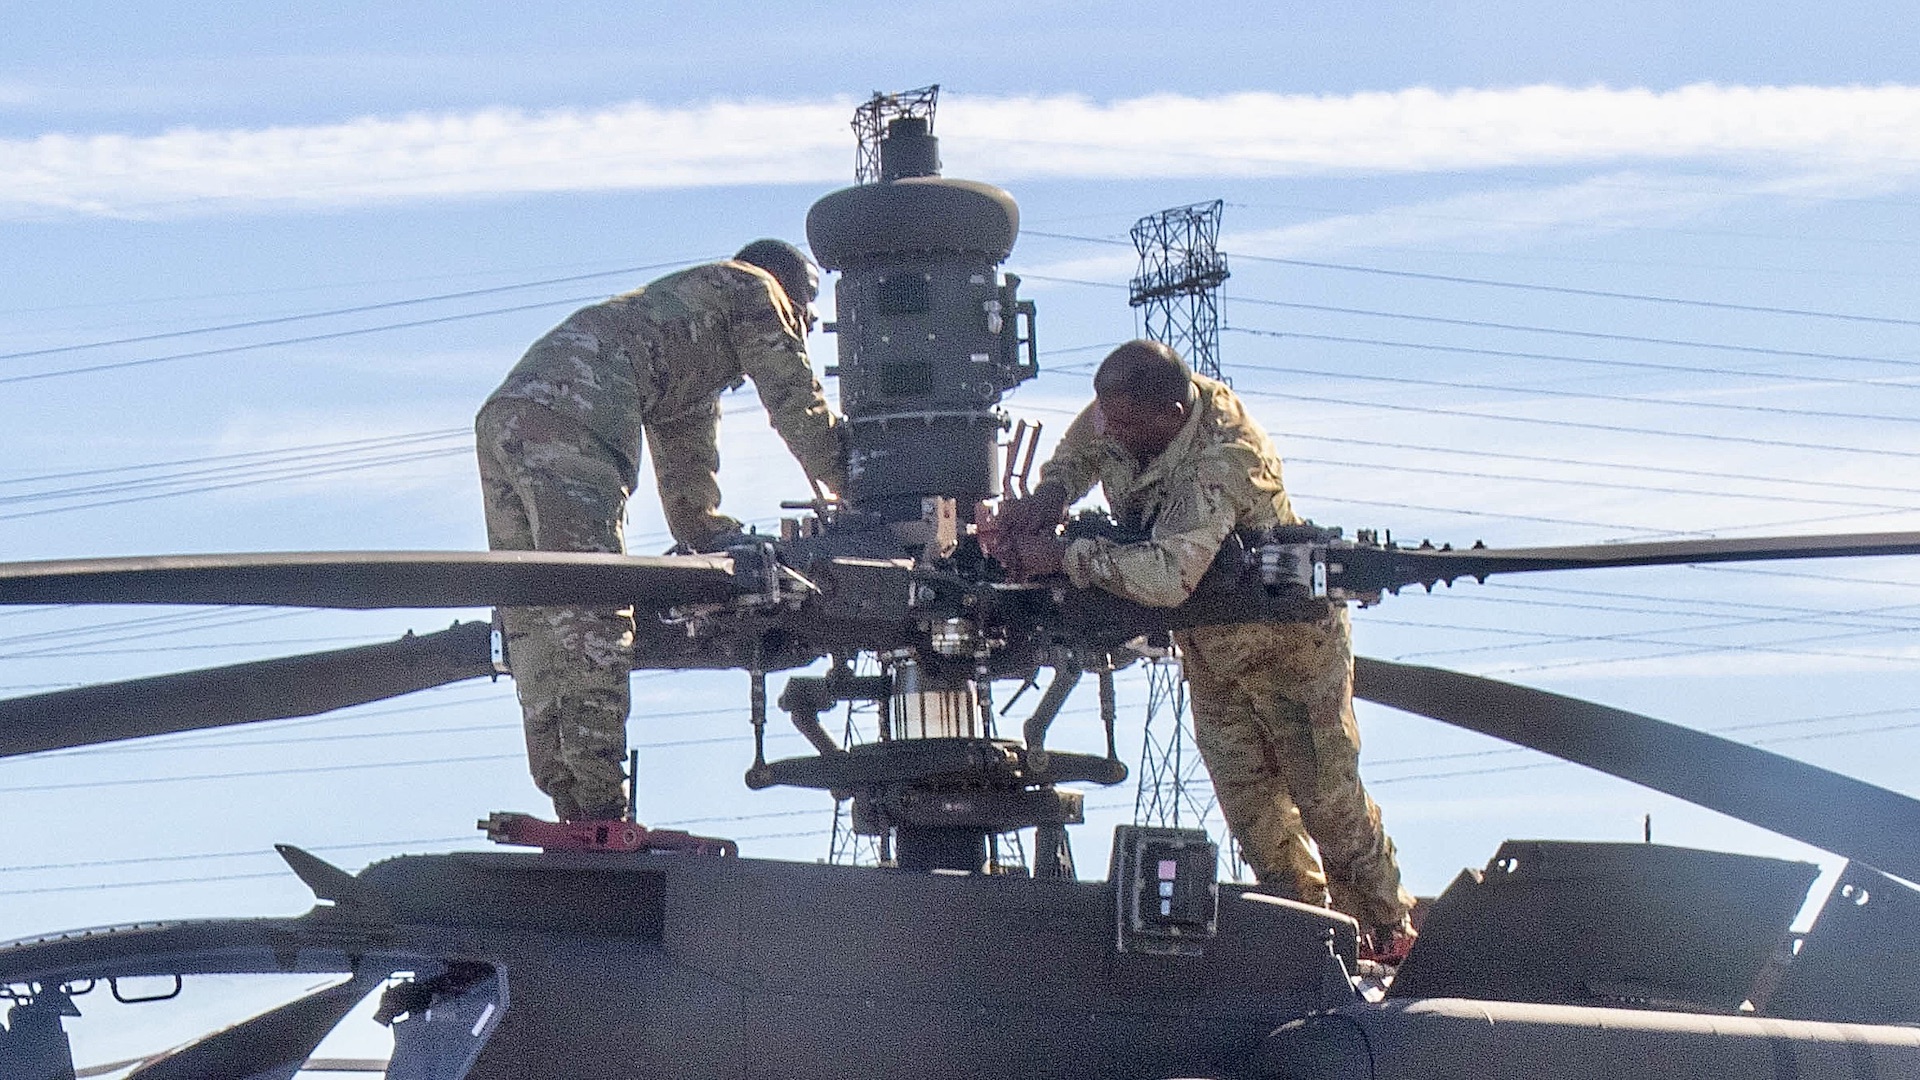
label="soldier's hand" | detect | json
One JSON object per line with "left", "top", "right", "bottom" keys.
{"left": 995, "top": 481, "right": 1070, "bottom": 538}
{"left": 1001, "top": 534, "right": 1068, "bottom": 581}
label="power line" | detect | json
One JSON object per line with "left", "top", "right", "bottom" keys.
{"left": 1027, "top": 270, "right": 1920, "bottom": 392}
{"left": 1371, "top": 718, "right": 1920, "bottom": 788}
{"left": 1291, "top": 491, "right": 1674, "bottom": 535}
{"left": 1491, "top": 578, "right": 1920, "bottom": 613}
{"left": 26, "top": 712, "right": 799, "bottom": 760}
{"left": 1226, "top": 294, "right": 1920, "bottom": 376}
{"left": 1366, "top": 606, "right": 1920, "bottom": 669}
{"left": 1692, "top": 565, "right": 1920, "bottom": 590}
{"left": 0, "top": 260, "right": 695, "bottom": 363}
{"left": 1236, "top": 385, "right": 1920, "bottom": 462}
{"left": 1386, "top": 596, "right": 1920, "bottom": 664}
{"left": 0, "top": 606, "right": 303, "bottom": 650}
{"left": 1227, "top": 249, "right": 1920, "bottom": 328}
{"left": 0, "top": 447, "right": 471, "bottom": 522}
{"left": 1228, "top": 325, "right": 1920, "bottom": 395}
{"left": 0, "top": 295, "right": 605, "bottom": 387}
{"left": 0, "top": 257, "right": 701, "bottom": 318}
{"left": 0, "top": 835, "right": 475, "bottom": 875}
{"left": 1484, "top": 612, "right": 1920, "bottom": 676}
{"left": 1022, "top": 229, "right": 1920, "bottom": 328}
{"left": 0, "top": 753, "right": 520, "bottom": 795}
{"left": 0, "top": 444, "right": 468, "bottom": 512}
{"left": 1288, "top": 456, "right": 1920, "bottom": 515}
{"left": 0, "top": 869, "right": 302, "bottom": 897}
{"left": 1406, "top": 588, "right": 1920, "bottom": 635}
{"left": 0, "top": 429, "right": 468, "bottom": 487}
{"left": 1222, "top": 197, "right": 1920, "bottom": 253}
{"left": 1228, "top": 344, "right": 1920, "bottom": 428}
{"left": 1363, "top": 705, "right": 1920, "bottom": 773}
{"left": 0, "top": 635, "right": 394, "bottom": 660}
{"left": 1272, "top": 430, "right": 1920, "bottom": 500}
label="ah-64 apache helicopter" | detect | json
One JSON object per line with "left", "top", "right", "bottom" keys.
{"left": 5, "top": 94, "right": 1920, "bottom": 1080}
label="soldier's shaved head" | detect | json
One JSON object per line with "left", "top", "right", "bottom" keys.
{"left": 1090, "top": 340, "right": 1195, "bottom": 465}
{"left": 1093, "top": 339, "right": 1194, "bottom": 407}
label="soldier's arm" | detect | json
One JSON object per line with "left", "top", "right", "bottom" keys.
{"left": 644, "top": 399, "right": 742, "bottom": 551}
{"left": 995, "top": 404, "right": 1110, "bottom": 538}
{"left": 1032, "top": 403, "right": 1106, "bottom": 505}
{"left": 1060, "top": 451, "right": 1251, "bottom": 608}
{"left": 729, "top": 283, "right": 847, "bottom": 494}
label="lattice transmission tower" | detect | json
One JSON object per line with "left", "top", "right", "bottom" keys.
{"left": 1127, "top": 200, "right": 1241, "bottom": 875}
{"left": 1128, "top": 200, "right": 1230, "bottom": 381}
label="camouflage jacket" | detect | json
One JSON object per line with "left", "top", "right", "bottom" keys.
{"left": 485, "top": 261, "right": 844, "bottom": 491}
{"left": 1038, "top": 373, "right": 1300, "bottom": 608}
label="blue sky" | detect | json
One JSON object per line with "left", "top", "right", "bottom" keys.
{"left": 6, "top": 2, "right": 1920, "bottom": 1068}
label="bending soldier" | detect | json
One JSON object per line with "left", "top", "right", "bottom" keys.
{"left": 992, "top": 339, "right": 1416, "bottom": 954}
{"left": 476, "top": 240, "right": 845, "bottom": 822}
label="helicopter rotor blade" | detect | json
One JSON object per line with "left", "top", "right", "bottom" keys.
{"left": 1335, "top": 530, "right": 1920, "bottom": 595}
{"left": 1353, "top": 656, "right": 1920, "bottom": 883}
{"left": 124, "top": 972, "right": 382, "bottom": 1080}
{"left": 0, "top": 550, "right": 737, "bottom": 609}
{"left": 0, "top": 621, "right": 497, "bottom": 759}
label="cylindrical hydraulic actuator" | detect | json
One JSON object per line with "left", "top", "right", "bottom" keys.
{"left": 806, "top": 117, "right": 1037, "bottom": 522}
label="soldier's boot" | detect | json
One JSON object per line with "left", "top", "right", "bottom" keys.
{"left": 569, "top": 781, "right": 631, "bottom": 823}
{"left": 561, "top": 758, "right": 633, "bottom": 823}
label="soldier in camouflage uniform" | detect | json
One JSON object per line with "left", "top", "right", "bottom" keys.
{"left": 993, "top": 340, "right": 1415, "bottom": 948}
{"left": 477, "top": 240, "right": 845, "bottom": 821}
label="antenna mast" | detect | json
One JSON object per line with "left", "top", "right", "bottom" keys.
{"left": 851, "top": 85, "right": 940, "bottom": 185}
{"left": 1127, "top": 200, "right": 1239, "bottom": 871}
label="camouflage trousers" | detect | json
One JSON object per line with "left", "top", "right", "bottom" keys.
{"left": 1178, "top": 607, "right": 1415, "bottom": 930}
{"left": 476, "top": 398, "right": 634, "bottom": 821}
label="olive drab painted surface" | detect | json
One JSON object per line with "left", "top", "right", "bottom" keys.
{"left": 1039, "top": 373, "right": 1415, "bottom": 928}
{"left": 476, "top": 260, "right": 845, "bottom": 819}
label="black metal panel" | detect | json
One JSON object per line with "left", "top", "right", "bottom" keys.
{"left": 1767, "top": 862, "right": 1920, "bottom": 1024}
{"left": 1388, "top": 841, "right": 1817, "bottom": 1012}
{"left": 460, "top": 852, "right": 1352, "bottom": 1080}
{"left": 360, "top": 854, "right": 666, "bottom": 940}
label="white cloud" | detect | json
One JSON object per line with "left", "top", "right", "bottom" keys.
{"left": 1230, "top": 171, "right": 1744, "bottom": 257}
{"left": 10, "top": 84, "right": 1920, "bottom": 219}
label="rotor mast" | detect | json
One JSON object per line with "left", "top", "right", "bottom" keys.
{"left": 788, "top": 87, "right": 1089, "bottom": 874}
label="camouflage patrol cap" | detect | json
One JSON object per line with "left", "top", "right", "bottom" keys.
{"left": 734, "top": 239, "right": 818, "bottom": 307}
